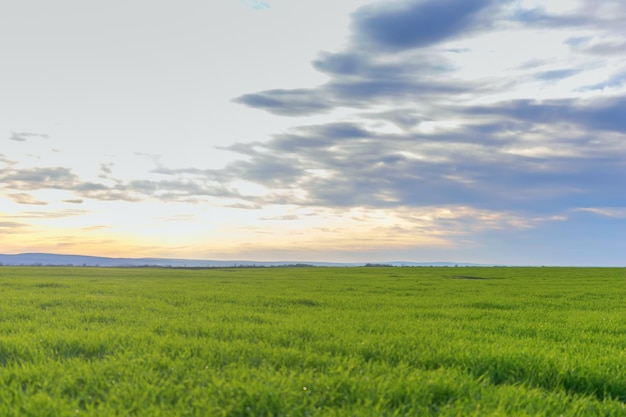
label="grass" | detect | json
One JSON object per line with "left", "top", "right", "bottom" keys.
{"left": 0, "top": 266, "right": 625, "bottom": 415}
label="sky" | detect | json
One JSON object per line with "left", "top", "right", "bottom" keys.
{"left": 1, "top": 0, "right": 625, "bottom": 265}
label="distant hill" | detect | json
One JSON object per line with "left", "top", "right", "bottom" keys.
{"left": 0, "top": 253, "right": 492, "bottom": 268}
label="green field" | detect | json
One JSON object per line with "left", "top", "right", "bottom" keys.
{"left": 0, "top": 266, "right": 625, "bottom": 416}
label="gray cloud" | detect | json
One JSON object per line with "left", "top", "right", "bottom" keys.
{"left": 352, "top": 0, "right": 497, "bottom": 52}
{"left": 312, "top": 51, "right": 451, "bottom": 79}
{"left": 535, "top": 69, "right": 581, "bottom": 81}
{"left": 214, "top": 107, "right": 626, "bottom": 214}
{"left": 5, "top": 0, "right": 623, "bottom": 224}
{"left": 513, "top": 0, "right": 626, "bottom": 31}
{"left": 7, "top": 193, "right": 48, "bottom": 205}
{"left": 467, "top": 97, "right": 626, "bottom": 134}
{"left": 0, "top": 221, "right": 28, "bottom": 234}
{"left": 12, "top": 209, "right": 88, "bottom": 219}
{"left": 234, "top": 89, "right": 333, "bottom": 117}
{"left": 10, "top": 132, "right": 49, "bottom": 142}
{"left": 234, "top": 0, "right": 503, "bottom": 117}
{"left": 513, "top": 7, "right": 587, "bottom": 27}
{"left": 100, "top": 163, "right": 113, "bottom": 175}
{"left": 0, "top": 163, "right": 242, "bottom": 204}
{"left": 580, "top": 71, "right": 626, "bottom": 91}
{"left": 233, "top": 1, "right": 514, "bottom": 117}
{"left": 225, "top": 0, "right": 626, "bottom": 217}
{"left": 71, "top": 177, "right": 241, "bottom": 203}
{"left": 566, "top": 36, "right": 626, "bottom": 55}
{"left": 259, "top": 215, "right": 299, "bottom": 221}
{"left": 235, "top": 58, "right": 476, "bottom": 116}
{"left": 0, "top": 167, "right": 79, "bottom": 191}
{"left": 584, "top": 40, "right": 626, "bottom": 55}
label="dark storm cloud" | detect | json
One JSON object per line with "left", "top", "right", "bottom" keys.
{"left": 352, "top": 0, "right": 496, "bottom": 51}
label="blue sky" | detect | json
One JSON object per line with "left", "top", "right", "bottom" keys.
{"left": 1, "top": 0, "right": 625, "bottom": 265}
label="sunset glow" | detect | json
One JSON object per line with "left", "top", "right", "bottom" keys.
{"left": 2, "top": 0, "right": 625, "bottom": 265}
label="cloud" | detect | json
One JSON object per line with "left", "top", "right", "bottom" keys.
{"left": 259, "top": 215, "right": 299, "bottom": 221}
{"left": 513, "top": 1, "right": 626, "bottom": 33}
{"left": 233, "top": 0, "right": 504, "bottom": 117}
{"left": 512, "top": 7, "right": 586, "bottom": 27}
{"left": 7, "top": 193, "right": 48, "bottom": 205}
{"left": 581, "top": 71, "right": 626, "bottom": 91}
{"left": 0, "top": 160, "right": 242, "bottom": 204}
{"left": 219, "top": 2, "right": 626, "bottom": 215}
{"left": 0, "top": 221, "right": 28, "bottom": 233}
{"left": 100, "top": 163, "right": 113, "bottom": 175}
{"left": 467, "top": 97, "right": 626, "bottom": 134}
{"left": 214, "top": 113, "right": 626, "bottom": 216}
{"left": 352, "top": 0, "right": 497, "bottom": 51}
{"left": 234, "top": 89, "right": 333, "bottom": 117}
{"left": 9, "top": 132, "right": 49, "bottom": 142}
{"left": 574, "top": 207, "right": 626, "bottom": 218}
{"left": 0, "top": 167, "right": 79, "bottom": 191}
{"left": 71, "top": 178, "right": 242, "bottom": 203}
{"left": 4, "top": 0, "right": 623, "bottom": 239}
{"left": 235, "top": 54, "right": 475, "bottom": 116}
{"left": 535, "top": 69, "right": 581, "bottom": 81}
{"left": 11, "top": 209, "right": 88, "bottom": 219}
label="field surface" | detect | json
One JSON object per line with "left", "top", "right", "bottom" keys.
{"left": 0, "top": 266, "right": 625, "bottom": 416}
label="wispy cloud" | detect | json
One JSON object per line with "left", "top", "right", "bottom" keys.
{"left": 574, "top": 207, "right": 626, "bottom": 218}
{"left": 7, "top": 193, "right": 48, "bottom": 205}
{"left": 9, "top": 132, "right": 49, "bottom": 142}
{"left": 0, "top": 221, "right": 28, "bottom": 234}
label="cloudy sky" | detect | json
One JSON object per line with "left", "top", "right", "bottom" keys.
{"left": 2, "top": 0, "right": 625, "bottom": 265}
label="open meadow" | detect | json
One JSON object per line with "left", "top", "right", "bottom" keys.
{"left": 0, "top": 266, "right": 625, "bottom": 416}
